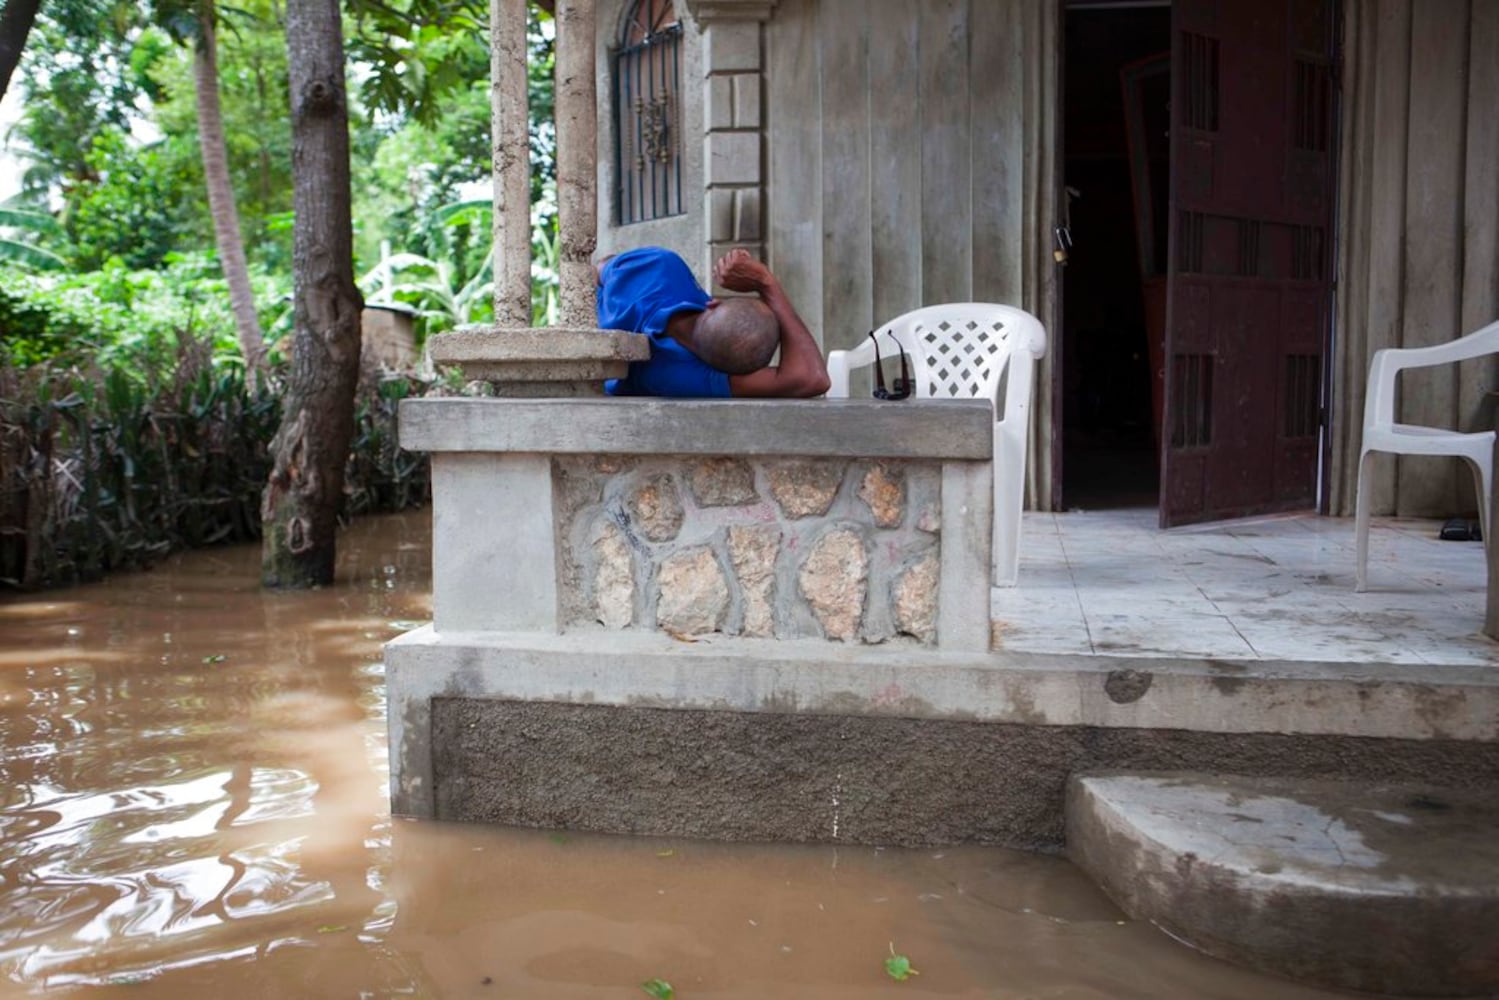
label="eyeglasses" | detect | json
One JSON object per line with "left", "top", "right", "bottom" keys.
{"left": 869, "top": 330, "right": 913, "bottom": 401}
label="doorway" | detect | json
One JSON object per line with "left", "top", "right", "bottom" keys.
{"left": 1059, "top": 1, "right": 1170, "bottom": 510}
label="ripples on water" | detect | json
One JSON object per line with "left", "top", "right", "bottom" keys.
{"left": 0, "top": 512, "right": 1344, "bottom": 998}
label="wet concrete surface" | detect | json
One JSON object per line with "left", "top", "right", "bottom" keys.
{"left": 0, "top": 511, "right": 1359, "bottom": 997}
{"left": 1068, "top": 773, "right": 1499, "bottom": 997}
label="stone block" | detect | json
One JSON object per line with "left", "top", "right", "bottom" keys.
{"left": 798, "top": 527, "right": 867, "bottom": 641}
{"left": 702, "top": 21, "right": 760, "bottom": 73}
{"left": 858, "top": 463, "right": 906, "bottom": 528}
{"left": 707, "top": 187, "right": 735, "bottom": 244}
{"left": 657, "top": 546, "right": 730, "bottom": 635}
{"left": 689, "top": 457, "right": 759, "bottom": 506}
{"left": 705, "top": 131, "right": 761, "bottom": 186}
{"left": 893, "top": 550, "right": 938, "bottom": 644}
{"left": 916, "top": 503, "right": 940, "bottom": 533}
{"left": 732, "top": 72, "right": 761, "bottom": 128}
{"left": 727, "top": 524, "right": 779, "bottom": 637}
{"left": 592, "top": 520, "right": 635, "bottom": 628}
{"left": 706, "top": 74, "right": 734, "bottom": 131}
{"left": 734, "top": 186, "right": 762, "bottom": 242}
{"left": 626, "top": 473, "right": 685, "bottom": 542}
{"left": 767, "top": 460, "right": 845, "bottom": 518}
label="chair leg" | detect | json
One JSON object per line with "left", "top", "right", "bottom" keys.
{"left": 1354, "top": 451, "right": 1376, "bottom": 592}
{"left": 1467, "top": 458, "right": 1492, "bottom": 554}
{"left": 992, "top": 458, "right": 1025, "bottom": 588}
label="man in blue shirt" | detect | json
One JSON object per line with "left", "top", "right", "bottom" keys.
{"left": 597, "top": 246, "right": 830, "bottom": 398}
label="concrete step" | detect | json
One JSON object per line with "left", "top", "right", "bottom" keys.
{"left": 1066, "top": 772, "right": 1499, "bottom": 998}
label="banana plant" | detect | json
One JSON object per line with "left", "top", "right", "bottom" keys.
{"left": 0, "top": 206, "right": 67, "bottom": 272}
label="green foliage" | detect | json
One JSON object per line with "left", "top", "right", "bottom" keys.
{"left": 346, "top": 0, "right": 489, "bottom": 127}
{"left": 639, "top": 979, "right": 674, "bottom": 999}
{"left": 885, "top": 944, "right": 920, "bottom": 982}
{"left": 361, "top": 249, "right": 494, "bottom": 339}
{"left": 0, "top": 257, "right": 291, "bottom": 375}
{"left": 0, "top": 205, "right": 68, "bottom": 272}
{"left": 11, "top": 0, "right": 149, "bottom": 197}
{"left": 64, "top": 130, "right": 201, "bottom": 270}
{"left": 145, "top": 0, "right": 295, "bottom": 266}
{"left": 0, "top": 358, "right": 280, "bottom": 587}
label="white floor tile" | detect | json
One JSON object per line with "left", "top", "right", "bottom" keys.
{"left": 996, "top": 512, "right": 1499, "bottom": 666}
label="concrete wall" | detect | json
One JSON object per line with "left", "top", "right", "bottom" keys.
{"left": 1330, "top": 0, "right": 1499, "bottom": 518}
{"left": 397, "top": 396, "right": 995, "bottom": 648}
{"left": 763, "top": 0, "right": 1061, "bottom": 509}
{"left": 425, "top": 698, "right": 1499, "bottom": 850}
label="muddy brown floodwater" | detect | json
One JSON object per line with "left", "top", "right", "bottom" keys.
{"left": 0, "top": 511, "right": 1354, "bottom": 999}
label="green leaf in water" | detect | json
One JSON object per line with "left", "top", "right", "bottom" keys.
{"left": 640, "top": 979, "right": 674, "bottom": 999}
{"left": 201, "top": 654, "right": 226, "bottom": 664}
{"left": 317, "top": 924, "right": 349, "bottom": 934}
{"left": 885, "top": 942, "right": 919, "bottom": 982}
{"left": 548, "top": 833, "right": 569, "bottom": 845}
{"left": 655, "top": 848, "right": 675, "bottom": 858}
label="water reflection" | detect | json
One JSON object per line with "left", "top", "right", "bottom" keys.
{"left": 0, "top": 512, "right": 1344, "bottom": 998}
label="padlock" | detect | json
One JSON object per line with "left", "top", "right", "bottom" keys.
{"left": 1053, "top": 225, "right": 1072, "bottom": 266}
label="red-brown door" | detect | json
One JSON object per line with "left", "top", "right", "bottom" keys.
{"left": 1158, "top": 0, "right": 1336, "bottom": 527}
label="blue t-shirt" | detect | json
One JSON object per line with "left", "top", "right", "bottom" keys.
{"left": 597, "top": 247, "right": 732, "bottom": 398}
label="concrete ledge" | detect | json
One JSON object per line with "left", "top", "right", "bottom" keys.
{"left": 429, "top": 326, "right": 650, "bottom": 363}
{"left": 1067, "top": 773, "right": 1499, "bottom": 997}
{"left": 398, "top": 397, "right": 995, "bottom": 459}
{"left": 385, "top": 628, "right": 1499, "bottom": 833}
{"left": 385, "top": 627, "right": 1499, "bottom": 740}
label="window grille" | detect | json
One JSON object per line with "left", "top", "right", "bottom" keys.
{"left": 613, "top": 0, "right": 684, "bottom": 225}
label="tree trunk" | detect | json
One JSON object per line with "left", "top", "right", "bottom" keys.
{"left": 193, "top": 0, "right": 268, "bottom": 389}
{"left": 0, "top": 0, "right": 42, "bottom": 105}
{"left": 261, "top": 0, "right": 362, "bottom": 588}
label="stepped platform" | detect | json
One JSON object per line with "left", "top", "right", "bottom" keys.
{"left": 1067, "top": 772, "right": 1499, "bottom": 998}
{"left": 387, "top": 397, "right": 1499, "bottom": 851}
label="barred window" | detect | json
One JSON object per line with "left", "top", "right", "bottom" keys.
{"left": 613, "top": 0, "right": 683, "bottom": 224}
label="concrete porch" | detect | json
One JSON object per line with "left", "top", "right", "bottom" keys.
{"left": 993, "top": 508, "right": 1498, "bottom": 666}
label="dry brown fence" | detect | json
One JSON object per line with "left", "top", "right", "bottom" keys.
{"left": 0, "top": 359, "right": 430, "bottom": 590}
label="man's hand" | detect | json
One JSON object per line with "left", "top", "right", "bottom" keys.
{"left": 712, "top": 248, "right": 774, "bottom": 294}
{"left": 714, "top": 248, "right": 831, "bottom": 399}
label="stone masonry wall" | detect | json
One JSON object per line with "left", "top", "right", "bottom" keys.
{"left": 554, "top": 455, "right": 943, "bottom": 643}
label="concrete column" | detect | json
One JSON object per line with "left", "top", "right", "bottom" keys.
{"left": 689, "top": 0, "right": 776, "bottom": 282}
{"left": 555, "top": 0, "right": 599, "bottom": 328}
{"left": 490, "top": 0, "right": 531, "bottom": 326}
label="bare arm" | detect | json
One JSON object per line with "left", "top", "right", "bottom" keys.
{"left": 713, "top": 250, "right": 830, "bottom": 398}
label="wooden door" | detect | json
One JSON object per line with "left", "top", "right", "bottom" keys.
{"left": 1159, "top": 0, "right": 1336, "bottom": 527}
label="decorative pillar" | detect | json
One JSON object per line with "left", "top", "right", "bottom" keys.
{"left": 490, "top": 0, "right": 531, "bottom": 326}
{"left": 684, "top": 0, "right": 777, "bottom": 281}
{"left": 431, "top": 0, "right": 647, "bottom": 395}
{"left": 555, "top": 0, "right": 599, "bottom": 328}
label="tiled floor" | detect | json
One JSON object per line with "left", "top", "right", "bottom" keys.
{"left": 990, "top": 509, "right": 1499, "bottom": 666}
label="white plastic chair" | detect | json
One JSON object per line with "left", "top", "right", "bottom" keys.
{"left": 826, "top": 304, "right": 1048, "bottom": 588}
{"left": 1354, "top": 318, "right": 1499, "bottom": 591}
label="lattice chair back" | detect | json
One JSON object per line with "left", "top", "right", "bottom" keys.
{"left": 825, "top": 303, "right": 1048, "bottom": 587}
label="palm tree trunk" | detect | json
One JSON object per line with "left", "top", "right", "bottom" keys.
{"left": 261, "top": 0, "right": 362, "bottom": 588}
{"left": 193, "top": 0, "right": 268, "bottom": 389}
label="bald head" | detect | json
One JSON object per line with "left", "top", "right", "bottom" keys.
{"left": 692, "top": 298, "right": 779, "bottom": 375}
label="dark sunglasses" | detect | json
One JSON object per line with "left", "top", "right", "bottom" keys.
{"left": 869, "top": 330, "right": 914, "bottom": 401}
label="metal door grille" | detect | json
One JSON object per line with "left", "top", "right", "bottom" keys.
{"left": 1171, "top": 354, "right": 1214, "bottom": 448}
{"left": 1283, "top": 354, "right": 1321, "bottom": 438}
{"left": 614, "top": 0, "right": 683, "bottom": 226}
{"left": 1182, "top": 32, "right": 1220, "bottom": 131}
